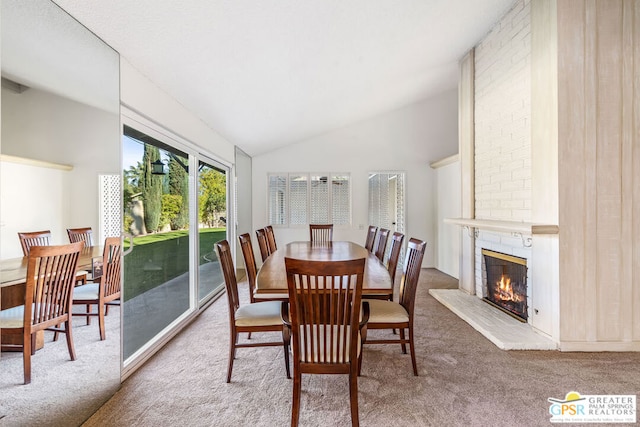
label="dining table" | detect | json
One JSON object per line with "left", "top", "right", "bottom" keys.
{"left": 0, "top": 245, "right": 103, "bottom": 351}
{"left": 256, "top": 241, "right": 393, "bottom": 298}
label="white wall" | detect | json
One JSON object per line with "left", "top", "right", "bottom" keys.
{"left": 235, "top": 148, "right": 252, "bottom": 260}
{"left": 1, "top": 86, "right": 119, "bottom": 258}
{"left": 0, "top": 160, "right": 66, "bottom": 258}
{"left": 252, "top": 89, "right": 458, "bottom": 268}
{"left": 120, "top": 59, "right": 235, "bottom": 165}
{"left": 434, "top": 157, "right": 460, "bottom": 278}
{"left": 0, "top": 61, "right": 238, "bottom": 259}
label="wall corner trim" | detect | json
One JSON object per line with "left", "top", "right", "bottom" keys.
{"left": 430, "top": 154, "right": 459, "bottom": 169}
{"left": 0, "top": 154, "right": 73, "bottom": 171}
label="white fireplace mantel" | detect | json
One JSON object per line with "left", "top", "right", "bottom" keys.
{"left": 444, "top": 218, "right": 559, "bottom": 235}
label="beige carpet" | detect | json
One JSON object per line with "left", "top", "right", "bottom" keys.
{"left": 0, "top": 306, "right": 121, "bottom": 427}
{"left": 81, "top": 269, "right": 639, "bottom": 427}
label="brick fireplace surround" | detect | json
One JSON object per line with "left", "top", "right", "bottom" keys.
{"left": 432, "top": 0, "right": 640, "bottom": 352}
{"left": 432, "top": 218, "right": 557, "bottom": 350}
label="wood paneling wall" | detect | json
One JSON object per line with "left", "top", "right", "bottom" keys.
{"left": 557, "top": 0, "right": 640, "bottom": 349}
{"left": 531, "top": 0, "right": 560, "bottom": 340}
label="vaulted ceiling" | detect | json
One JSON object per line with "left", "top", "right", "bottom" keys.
{"left": 53, "top": 0, "right": 515, "bottom": 156}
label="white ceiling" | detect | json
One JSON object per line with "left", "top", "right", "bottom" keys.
{"left": 52, "top": 0, "right": 515, "bottom": 156}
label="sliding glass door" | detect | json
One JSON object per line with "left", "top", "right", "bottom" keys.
{"left": 197, "top": 159, "right": 227, "bottom": 304}
{"left": 122, "top": 126, "right": 192, "bottom": 361}
{"left": 121, "top": 120, "right": 230, "bottom": 368}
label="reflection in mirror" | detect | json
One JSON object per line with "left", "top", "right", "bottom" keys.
{"left": 0, "top": 0, "right": 121, "bottom": 425}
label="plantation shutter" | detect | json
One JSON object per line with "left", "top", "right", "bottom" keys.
{"left": 331, "top": 174, "right": 350, "bottom": 225}
{"left": 268, "top": 175, "right": 287, "bottom": 225}
{"left": 289, "top": 175, "right": 308, "bottom": 225}
{"left": 310, "top": 175, "right": 329, "bottom": 223}
{"left": 368, "top": 172, "right": 406, "bottom": 260}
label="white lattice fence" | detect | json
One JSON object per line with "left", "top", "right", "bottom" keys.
{"left": 99, "top": 174, "right": 122, "bottom": 243}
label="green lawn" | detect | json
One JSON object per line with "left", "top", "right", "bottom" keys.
{"left": 123, "top": 228, "right": 226, "bottom": 300}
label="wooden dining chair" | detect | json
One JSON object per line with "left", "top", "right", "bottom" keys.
{"left": 70, "top": 237, "right": 122, "bottom": 340}
{"left": 309, "top": 223, "right": 333, "bottom": 243}
{"left": 364, "top": 225, "right": 378, "bottom": 252}
{"left": 373, "top": 228, "right": 390, "bottom": 263}
{"left": 238, "top": 233, "right": 288, "bottom": 304}
{"left": 282, "top": 257, "right": 369, "bottom": 427}
{"left": 18, "top": 230, "right": 52, "bottom": 256}
{"left": 364, "top": 231, "right": 405, "bottom": 304}
{"left": 265, "top": 225, "right": 277, "bottom": 253}
{"left": 255, "top": 228, "right": 271, "bottom": 262}
{"left": 67, "top": 227, "right": 94, "bottom": 247}
{"left": 361, "top": 238, "right": 426, "bottom": 376}
{"left": 386, "top": 232, "right": 405, "bottom": 299}
{"left": 18, "top": 230, "right": 88, "bottom": 284}
{"left": 215, "top": 240, "right": 290, "bottom": 383}
{"left": 0, "top": 242, "right": 83, "bottom": 384}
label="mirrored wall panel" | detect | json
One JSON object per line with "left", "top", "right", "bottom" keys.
{"left": 0, "top": 0, "right": 121, "bottom": 425}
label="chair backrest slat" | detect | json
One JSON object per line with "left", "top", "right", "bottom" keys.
{"left": 386, "top": 232, "right": 405, "bottom": 289}
{"left": 364, "top": 226, "right": 377, "bottom": 252}
{"left": 101, "top": 237, "right": 122, "bottom": 302}
{"left": 398, "top": 238, "right": 427, "bottom": 313}
{"left": 255, "top": 228, "right": 271, "bottom": 262}
{"left": 265, "top": 225, "right": 277, "bottom": 253}
{"left": 25, "top": 242, "right": 83, "bottom": 328}
{"left": 215, "top": 240, "right": 241, "bottom": 318}
{"left": 18, "top": 230, "right": 52, "bottom": 256}
{"left": 309, "top": 224, "right": 333, "bottom": 243}
{"left": 239, "top": 233, "right": 258, "bottom": 303}
{"left": 285, "top": 257, "right": 364, "bottom": 364}
{"left": 373, "top": 228, "right": 390, "bottom": 263}
{"left": 67, "top": 227, "right": 94, "bottom": 247}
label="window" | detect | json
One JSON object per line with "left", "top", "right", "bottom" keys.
{"left": 368, "top": 172, "right": 405, "bottom": 234}
{"left": 121, "top": 118, "right": 230, "bottom": 372}
{"left": 368, "top": 172, "right": 406, "bottom": 261}
{"left": 268, "top": 173, "right": 351, "bottom": 226}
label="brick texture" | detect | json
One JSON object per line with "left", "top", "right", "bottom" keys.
{"left": 474, "top": 0, "right": 531, "bottom": 222}
{"left": 472, "top": 0, "right": 533, "bottom": 306}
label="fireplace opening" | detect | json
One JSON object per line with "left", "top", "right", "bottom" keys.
{"left": 482, "top": 249, "right": 528, "bottom": 322}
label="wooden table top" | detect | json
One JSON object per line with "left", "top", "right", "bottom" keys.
{"left": 0, "top": 245, "right": 102, "bottom": 288}
{"left": 256, "top": 241, "right": 392, "bottom": 296}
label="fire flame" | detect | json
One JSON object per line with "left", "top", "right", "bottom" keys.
{"left": 495, "top": 275, "right": 523, "bottom": 302}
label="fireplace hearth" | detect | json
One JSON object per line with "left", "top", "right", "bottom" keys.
{"left": 482, "top": 249, "right": 528, "bottom": 322}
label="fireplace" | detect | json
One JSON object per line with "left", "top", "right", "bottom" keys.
{"left": 482, "top": 249, "right": 528, "bottom": 322}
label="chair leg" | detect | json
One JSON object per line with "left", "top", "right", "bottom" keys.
{"left": 98, "top": 302, "right": 106, "bottom": 340}
{"left": 86, "top": 304, "right": 91, "bottom": 325}
{"left": 291, "top": 370, "right": 301, "bottom": 427}
{"left": 23, "top": 331, "right": 32, "bottom": 385}
{"left": 283, "top": 328, "right": 291, "bottom": 379}
{"left": 65, "top": 319, "right": 77, "bottom": 361}
{"left": 399, "top": 328, "right": 407, "bottom": 354}
{"left": 349, "top": 370, "right": 360, "bottom": 427}
{"left": 358, "top": 328, "right": 366, "bottom": 376}
{"left": 31, "top": 333, "right": 36, "bottom": 356}
{"left": 389, "top": 296, "right": 397, "bottom": 335}
{"left": 226, "top": 332, "right": 237, "bottom": 383}
{"left": 409, "top": 326, "right": 418, "bottom": 376}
